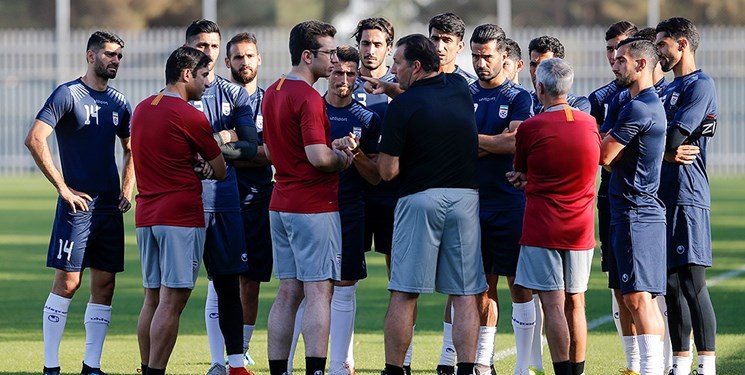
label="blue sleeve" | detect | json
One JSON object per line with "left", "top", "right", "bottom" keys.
{"left": 225, "top": 87, "right": 258, "bottom": 160}
{"left": 379, "top": 100, "right": 406, "bottom": 156}
{"left": 35, "top": 85, "right": 73, "bottom": 128}
{"left": 588, "top": 90, "right": 603, "bottom": 125}
{"left": 117, "top": 101, "right": 133, "bottom": 139}
{"left": 572, "top": 95, "right": 592, "bottom": 114}
{"left": 670, "top": 78, "right": 717, "bottom": 135}
{"left": 361, "top": 112, "right": 382, "bottom": 154}
{"left": 610, "top": 100, "right": 645, "bottom": 146}
{"left": 512, "top": 90, "right": 533, "bottom": 121}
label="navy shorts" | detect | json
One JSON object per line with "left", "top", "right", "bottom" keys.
{"left": 47, "top": 201, "right": 124, "bottom": 273}
{"left": 340, "top": 200, "right": 368, "bottom": 281}
{"left": 204, "top": 211, "right": 248, "bottom": 276}
{"left": 610, "top": 220, "right": 667, "bottom": 295}
{"left": 364, "top": 200, "right": 395, "bottom": 255}
{"left": 666, "top": 205, "right": 712, "bottom": 269}
{"left": 480, "top": 208, "right": 523, "bottom": 276}
{"left": 597, "top": 194, "right": 611, "bottom": 273}
{"left": 240, "top": 201, "right": 273, "bottom": 282}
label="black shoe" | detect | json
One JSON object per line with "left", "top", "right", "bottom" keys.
{"left": 81, "top": 362, "right": 108, "bottom": 375}
{"left": 43, "top": 366, "right": 61, "bottom": 375}
{"left": 436, "top": 365, "right": 455, "bottom": 375}
{"left": 490, "top": 365, "right": 497, "bottom": 375}
{"left": 403, "top": 365, "right": 412, "bottom": 375}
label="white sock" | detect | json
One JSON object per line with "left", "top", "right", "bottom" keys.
{"left": 243, "top": 324, "right": 255, "bottom": 353}
{"left": 43, "top": 293, "right": 71, "bottom": 368}
{"left": 438, "top": 322, "right": 456, "bottom": 366}
{"left": 698, "top": 355, "right": 715, "bottom": 375}
{"left": 404, "top": 325, "right": 414, "bottom": 367}
{"left": 612, "top": 292, "right": 624, "bottom": 338}
{"left": 637, "top": 334, "right": 663, "bottom": 375}
{"left": 227, "top": 354, "right": 244, "bottom": 368}
{"left": 529, "top": 295, "right": 544, "bottom": 370}
{"left": 657, "top": 297, "right": 673, "bottom": 372}
{"left": 476, "top": 326, "right": 496, "bottom": 367}
{"left": 205, "top": 280, "right": 225, "bottom": 365}
{"left": 83, "top": 303, "right": 112, "bottom": 368}
{"left": 672, "top": 355, "right": 693, "bottom": 375}
{"left": 288, "top": 299, "right": 305, "bottom": 373}
{"left": 622, "top": 336, "right": 641, "bottom": 373}
{"left": 330, "top": 285, "right": 357, "bottom": 370}
{"left": 512, "top": 301, "right": 536, "bottom": 374}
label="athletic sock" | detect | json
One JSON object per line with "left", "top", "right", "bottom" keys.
{"left": 243, "top": 324, "right": 255, "bottom": 353}
{"left": 672, "top": 355, "right": 692, "bottom": 375}
{"left": 228, "top": 354, "right": 244, "bottom": 368}
{"left": 611, "top": 291, "right": 623, "bottom": 338}
{"left": 570, "top": 361, "right": 585, "bottom": 375}
{"left": 512, "top": 300, "right": 536, "bottom": 373}
{"left": 637, "top": 334, "right": 663, "bottom": 375}
{"left": 455, "top": 362, "right": 475, "bottom": 375}
{"left": 205, "top": 280, "right": 225, "bottom": 365}
{"left": 475, "top": 326, "right": 496, "bottom": 367}
{"left": 438, "top": 322, "right": 456, "bottom": 366}
{"left": 83, "top": 303, "right": 112, "bottom": 368}
{"left": 403, "top": 325, "right": 414, "bottom": 367}
{"left": 698, "top": 354, "right": 715, "bottom": 375}
{"left": 147, "top": 367, "right": 165, "bottom": 375}
{"left": 330, "top": 284, "right": 357, "bottom": 371}
{"left": 622, "top": 336, "right": 640, "bottom": 373}
{"left": 270, "top": 359, "right": 289, "bottom": 375}
{"left": 656, "top": 297, "right": 673, "bottom": 372}
{"left": 288, "top": 299, "right": 305, "bottom": 373}
{"left": 552, "top": 360, "right": 571, "bottom": 375}
{"left": 43, "top": 293, "right": 72, "bottom": 368}
{"left": 385, "top": 364, "right": 405, "bottom": 375}
{"left": 529, "top": 295, "right": 544, "bottom": 371}
{"left": 306, "top": 356, "right": 326, "bottom": 375}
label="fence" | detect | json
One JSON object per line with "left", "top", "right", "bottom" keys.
{"left": 2, "top": 25, "right": 744, "bottom": 174}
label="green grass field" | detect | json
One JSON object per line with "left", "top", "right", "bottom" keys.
{"left": 1, "top": 175, "right": 744, "bottom": 375}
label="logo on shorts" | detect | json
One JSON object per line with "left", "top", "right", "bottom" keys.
{"left": 613, "top": 311, "right": 620, "bottom": 320}
{"left": 241, "top": 253, "right": 248, "bottom": 263}
{"left": 193, "top": 260, "right": 199, "bottom": 271}
{"left": 47, "top": 315, "right": 60, "bottom": 323}
{"left": 499, "top": 105, "right": 509, "bottom": 119}
{"left": 222, "top": 102, "right": 231, "bottom": 116}
{"left": 314, "top": 371, "right": 323, "bottom": 375}
{"left": 676, "top": 245, "right": 686, "bottom": 254}
{"left": 622, "top": 273, "right": 630, "bottom": 283}
{"left": 209, "top": 313, "right": 219, "bottom": 319}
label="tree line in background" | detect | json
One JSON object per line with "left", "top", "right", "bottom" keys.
{"left": 2, "top": 0, "right": 744, "bottom": 29}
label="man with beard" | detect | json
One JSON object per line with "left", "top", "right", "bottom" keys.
{"left": 25, "top": 31, "right": 134, "bottom": 375}
{"left": 527, "top": 36, "right": 590, "bottom": 114}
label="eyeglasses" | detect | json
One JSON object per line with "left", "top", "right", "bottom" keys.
{"left": 311, "top": 49, "right": 338, "bottom": 58}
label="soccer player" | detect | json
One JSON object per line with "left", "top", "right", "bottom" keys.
{"left": 502, "top": 38, "right": 525, "bottom": 85}
{"left": 656, "top": 17, "right": 718, "bottom": 375}
{"left": 526, "top": 36, "right": 590, "bottom": 114}
{"left": 600, "top": 36, "right": 668, "bottom": 375}
{"left": 262, "top": 20, "right": 354, "bottom": 375}
{"left": 378, "top": 33, "right": 485, "bottom": 375}
{"left": 429, "top": 12, "right": 477, "bottom": 83}
{"left": 325, "top": 45, "right": 383, "bottom": 375}
{"left": 132, "top": 46, "right": 227, "bottom": 375}
{"left": 25, "top": 31, "right": 134, "bottom": 375}
{"left": 183, "top": 19, "right": 258, "bottom": 375}
{"left": 510, "top": 58, "right": 599, "bottom": 375}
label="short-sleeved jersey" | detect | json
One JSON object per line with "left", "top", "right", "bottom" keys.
{"left": 453, "top": 65, "right": 478, "bottom": 86}
{"left": 514, "top": 106, "right": 600, "bottom": 250}
{"left": 326, "top": 99, "right": 382, "bottom": 204}
{"left": 132, "top": 93, "right": 222, "bottom": 227}
{"left": 353, "top": 69, "right": 395, "bottom": 120}
{"left": 658, "top": 70, "right": 717, "bottom": 209}
{"left": 35, "top": 78, "right": 132, "bottom": 213}
{"left": 263, "top": 76, "right": 339, "bottom": 213}
{"left": 469, "top": 79, "right": 533, "bottom": 213}
{"left": 236, "top": 87, "right": 273, "bottom": 208}
{"left": 379, "top": 73, "right": 478, "bottom": 197}
{"left": 588, "top": 80, "right": 623, "bottom": 127}
{"left": 531, "top": 91, "right": 591, "bottom": 114}
{"left": 608, "top": 87, "right": 667, "bottom": 223}
{"left": 190, "top": 75, "right": 256, "bottom": 212}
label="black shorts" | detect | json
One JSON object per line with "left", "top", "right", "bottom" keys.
{"left": 240, "top": 201, "right": 273, "bottom": 282}
{"left": 340, "top": 200, "right": 367, "bottom": 281}
{"left": 480, "top": 208, "right": 523, "bottom": 276}
{"left": 364, "top": 201, "right": 395, "bottom": 255}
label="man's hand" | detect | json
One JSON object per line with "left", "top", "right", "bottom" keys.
{"left": 118, "top": 192, "right": 132, "bottom": 213}
{"left": 218, "top": 129, "right": 238, "bottom": 144}
{"left": 59, "top": 186, "right": 92, "bottom": 213}
{"left": 332, "top": 133, "right": 360, "bottom": 155}
{"left": 194, "top": 160, "right": 215, "bottom": 179}
{"left": 664, "top": 144, "right": 700, "bottom": 164}
{"left": 505, "top": 171, "right": 527, "bottom": 189}
{"left": 360, "top": 76, "right": 403, "bottom": 98}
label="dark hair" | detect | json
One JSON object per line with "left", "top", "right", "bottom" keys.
{"left": 226, "top": 32, "right": 258, "bottom": 58}
{"left": 165, "top": 46, "right": 211, "bottom": 85}
{"left": 616, "top": 37, "right": 659, "bottom": 70}
{"left": 528, "top": 36, "right": 565, "bottom": 58}
{"left": 605, "top": 21, "right": 638, "bottom": 41}
{"left": 505, "top": 38, "right": 522, "bottom": 61}
{"left": 469, "top": 24, "right": 506, "bottom": 51}
{"left": 86, "top": 31, "right": 124, "bottom": 52}
{"left": 396, "top": 34, "right": 439, "bottom": 73}
{"left": 336, "top": 45, "right": 360, "bottom": 66}
{"left": 352, "top": 17, "right": 394, "bottom": 46}
{"left": 632, "top": 27, "right": 657, "bottom": 44}
{"left": 185, "top": 19, "right": 221, "bottom": 42}
{"left": 656, "top": 17, "right": 700, "bottom": 52}
{"left": 289, "top": 20, "right": 337, "bottom": 66}
{"left": 428, "top": 12, "right": 466, "bottom": 41}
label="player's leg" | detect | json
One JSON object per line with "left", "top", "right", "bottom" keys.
{"left": 204, "top": 279, "right": 226, "bottom": 373}
{"left": 563, "top": 249, "right": 593, "bottom": 375}
{"left": 680, "top": 265, "right": 717, "bottom": 375}
{"left": 384, "top": 291, "right": 419, "bottom": 374}
{"left": 511, "top": 281, "right": 536, "bottom": 375}
{"left": 437, "top": 298, "right": 456, "bottom": 375}
{"left": 148, "top": 286, "right": 193, "bottom": 370}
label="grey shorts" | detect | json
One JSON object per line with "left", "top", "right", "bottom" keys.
{"left": 514, "top": 246, "right": 593, "bottom": 293}
{"left": 388, "top": 188, "right": 486, "bottom": 295}
{"left": 136, "top": 226, "right": 206, "bottom": 289}
{"left": 269, "top": 210, "right": 341, "bottom": 282}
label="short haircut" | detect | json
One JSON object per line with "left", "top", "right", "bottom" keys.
{"left": 185, "top": 19, "right": 221, "bottom": 42}
{"left": 528, "top": 36, "right": 565, "bottom": 58}
{"left": 289, "top": 20, "right": 337, "bottom": 66}
{"left": 396, "top": 34, "right": 440, "bottom": 73}
{"left": 632, "top": 27, "right": 657, "bottom": 44}
{"left": 469, "top": 24, "right": 506, "bottom": 51}
{"left": 605, "top": 21, "right": 638, "bottom": 41}
{"left": 86, "top": 31, "right": 124, "bottom": 52}
{"left": 336, "top": 45, "right": 360, "bottom": 66}
{"left": 165, "top": 46, "right": 212, "bottom": 85}
{"left": 617, "top": 37, "right": 659, "bottom": 71}
{"left": 428, "top": 12, "right": 466, "bottom": 41}
{"left": 535, "top": 58, "right": 573, "bottom": 98}
{"left": 226, "top": 32, "right": 258, "bottom": 58}
{"left": 656, "top": 17, "right": 700, "bottom": 52}
{"left": 505, "top": 38, "right": 522, "bottom": 61}
{"left": 352, "top": 17, "right": 394, "bottom": 46}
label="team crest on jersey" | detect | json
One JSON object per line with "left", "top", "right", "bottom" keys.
{"left": 222, "top": 102, "right": 231, "bottom": 116}
{"left": 670, "top": 92, "right": 679, "bottom": 106}
{"left": 256, "top": 115, "right": 263, "bottom": 132}
{"left": 499, "top": 105, "right": 509, "bottom": 119}
{"left": 112, "top": 112, "right": 119, "bottom": 126}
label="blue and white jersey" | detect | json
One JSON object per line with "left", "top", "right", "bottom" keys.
{"left": 353, "top": 70, "right": 395, "bottom": 120}
{"left": 531, "top": 91, "right": 591, "bottom": 114}
{"left": 608, "top": 87, "right": 667, "bottom": 223}
{"left": 470, "top": 79, "right": 532, "bottom": 213}
{"left": 190, "top": 75, "right": 256, "bottom": 212}
{"left": 453, "top": 65, "right": 477, "bottom": 86}
{"left": 654, "top": 77, "right": 669, "bottom": 97}
{"left": 326, "top": 99, "right": 382, "bottom": 204}
{"left": 236, "top": 87, "right": 273, "bottom": 207}
{"left": 588, "top": 80, "right": 622, "bottom": 128}
{"left": 658, "top": 70, "right": 717, "bottom": 209}
{"left": 35, "top": 78, "right": 131, "bottom": 213}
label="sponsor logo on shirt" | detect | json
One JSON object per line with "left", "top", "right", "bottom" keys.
{"left": 329, "top": 116, "right": 348, "bottom": 122}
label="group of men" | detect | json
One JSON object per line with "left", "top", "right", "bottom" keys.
{"left": 26, "top": 10, "right": 717, "bottom": 375}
